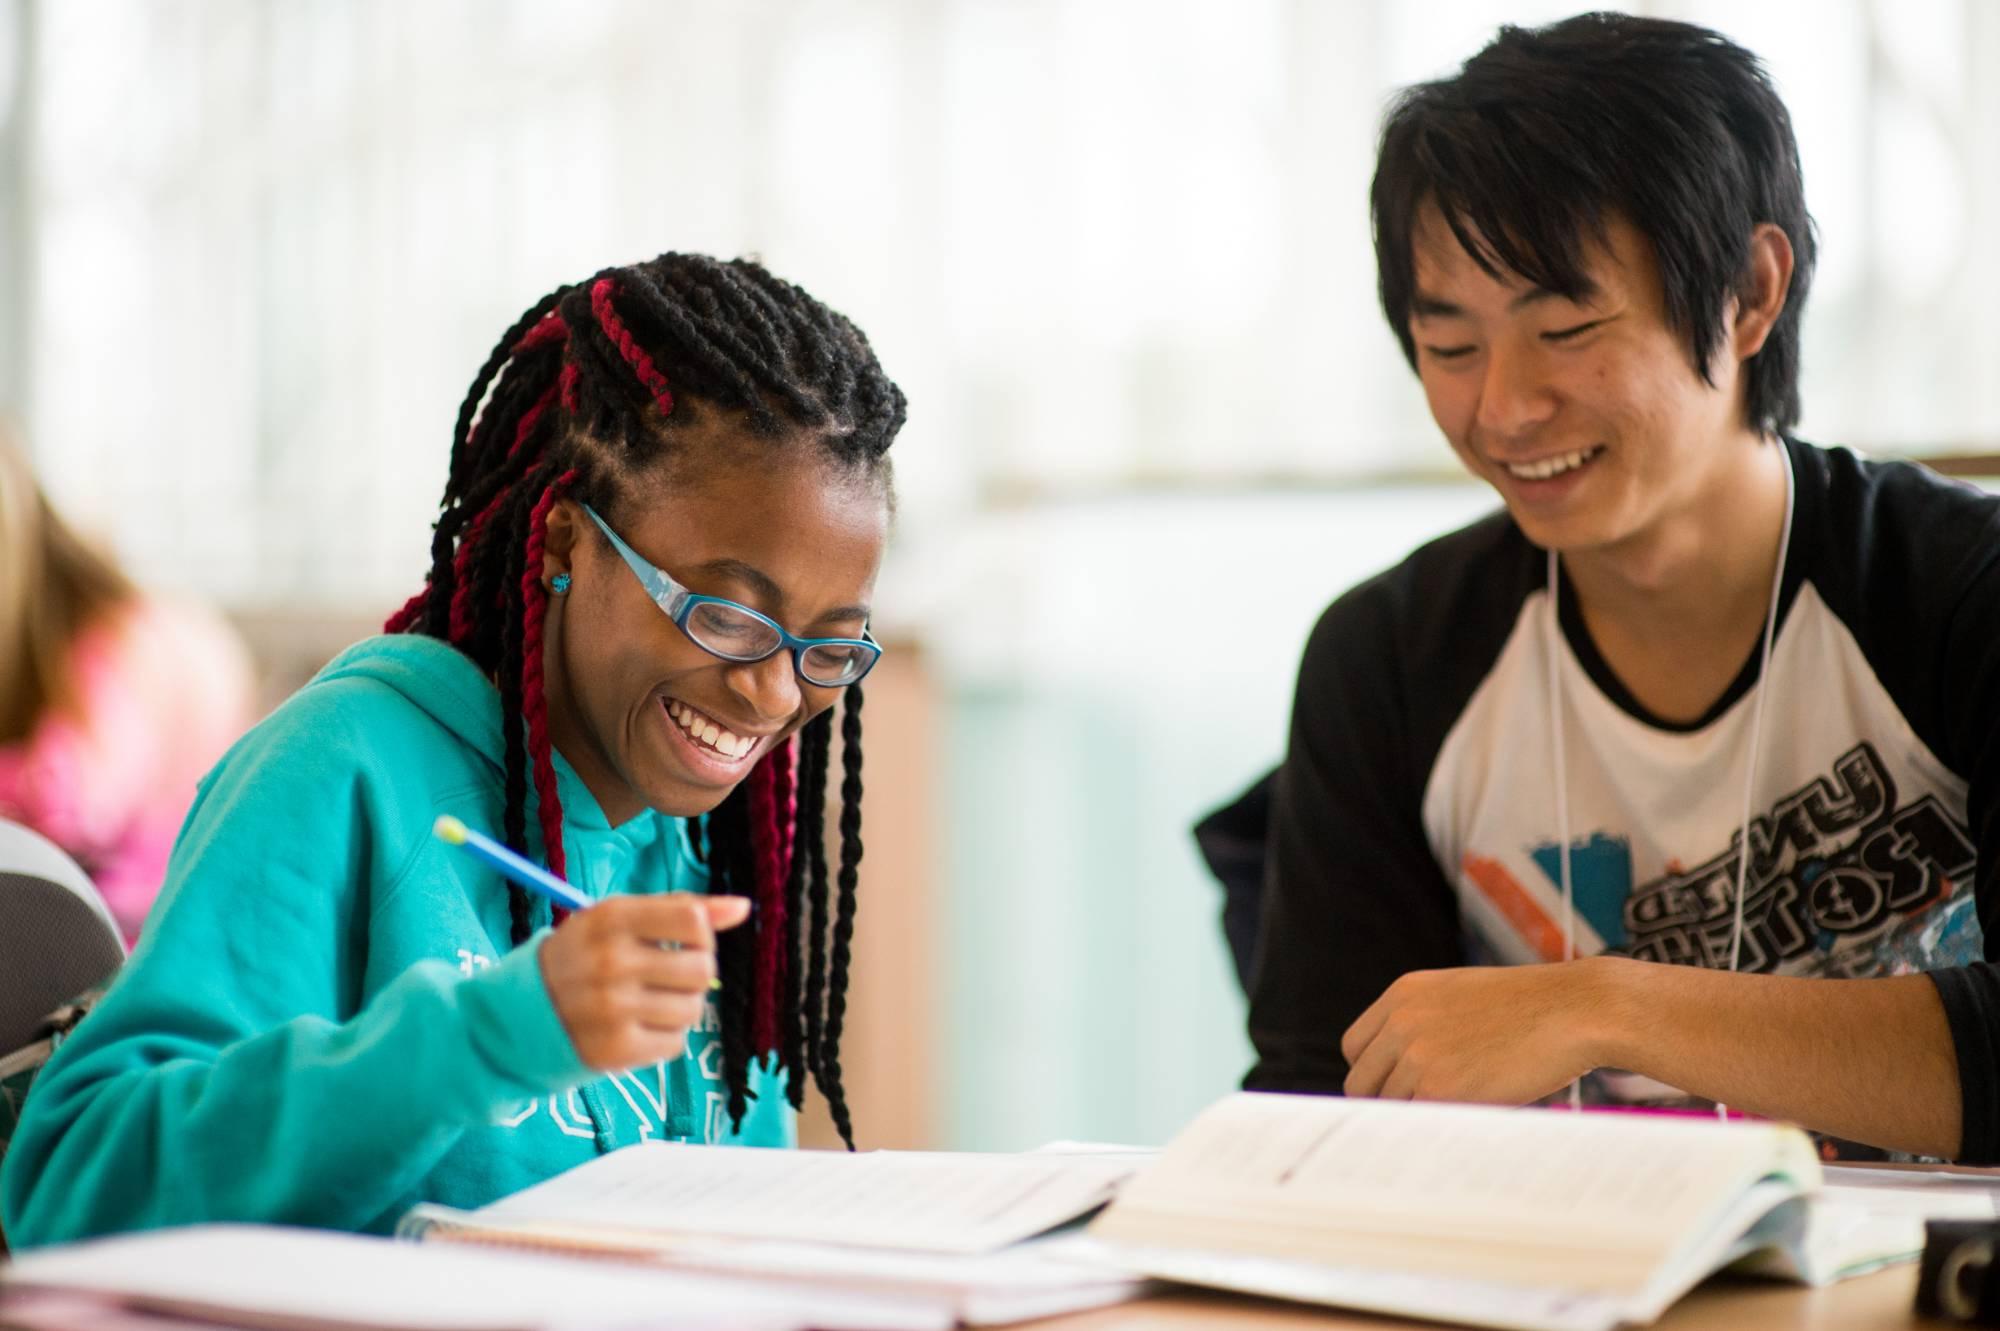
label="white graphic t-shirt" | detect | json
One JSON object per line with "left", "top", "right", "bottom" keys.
{"left": 1243, "top": 440, "right": 2000, "bottom": 1160}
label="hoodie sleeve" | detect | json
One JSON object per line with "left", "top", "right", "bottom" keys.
{"left": 0, "top": 686, "right": 593, "bottom": 1246}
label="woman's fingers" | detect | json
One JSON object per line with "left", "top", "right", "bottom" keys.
{"left": 629, "top": 945, "right": 719, "bottom": 994}
{"left": 538, "top": 892, "right": 751, "bottom": 1072}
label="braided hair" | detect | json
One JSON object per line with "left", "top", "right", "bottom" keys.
{"left": 387, "top": 254, "right": 905, "bottom": 1148}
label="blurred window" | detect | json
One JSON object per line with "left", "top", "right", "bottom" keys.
{"left": 8, "top": 0, "right": 1996, "bottom": 604}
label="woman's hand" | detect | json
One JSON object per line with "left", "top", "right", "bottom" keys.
{"left": 537, "top": 893, "right": 751, "bottom": 1071}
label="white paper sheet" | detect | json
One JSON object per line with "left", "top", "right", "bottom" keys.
{"left": 472, "top": 1141, "right": 1140, "bottom": 1254}
{"left": 1821, "top": 1180, "right": 1999, "bottom": 1220}
{"left": 1, "top": 1224, "right": 946, "bottom": 1331}
{"left": 1824, "top": 1165, "right": 2000, "bottom": 1211}
{"left": 538, "top": 1230, "right": 1152, "bottom": 1326}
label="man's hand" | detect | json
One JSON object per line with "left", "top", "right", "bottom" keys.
{"left": 1337, "top": 956, "right": 1964, "bottom": 1158}
{"left": 1340, "top": 960, "right": 1615, "bottom": 1104}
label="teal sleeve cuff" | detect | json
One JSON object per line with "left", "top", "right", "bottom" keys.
{"left": 457, "top": 931, "right": 592, "bottom": 1096}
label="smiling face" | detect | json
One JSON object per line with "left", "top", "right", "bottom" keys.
{"left": 537, "top": 421, "right": 889, "bottom": 825}
{"left": 1407, "top": 206, "right": 1758, "bottom": 556}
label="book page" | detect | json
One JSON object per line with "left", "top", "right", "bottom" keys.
{"left": 1825, "top": 1163, "right": 2000, "bottom": 1202}
{"left": 1821, "top": 1180, "right": 1999, "bottom": 1220}
{"left": 1094, "top": 1093, "right": 1817, "bottom": 1295}
{"left": 1062, "top": 1237, "right": 1627, "bottom": 1331}
{"left": 1723, "top": 1178, "right": 1997, "bottom": 1288}
{"left": 471, "top": 1142, "right": 1141, "bottom": 1255}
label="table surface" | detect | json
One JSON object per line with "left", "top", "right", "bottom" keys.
{"left": 1038, "top": 1265, "right": 1953, "bottom": 1330}
{"left": 0, "top": 1252, "right": 1958, "bottom": 1330}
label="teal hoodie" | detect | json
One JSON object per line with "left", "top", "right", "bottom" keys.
{"left": 0, "top": 635, "right": 790, "bottom": 1247}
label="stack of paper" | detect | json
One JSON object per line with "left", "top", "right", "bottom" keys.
{"left": 0, "top": 1223, "right": 944, "bottom": 1330}
{"left": 410, "top": 1141, "right": 1138, "bottom": 1252}
{"left": 398, "top": 1142, "right": 1153, "bottom": 1325}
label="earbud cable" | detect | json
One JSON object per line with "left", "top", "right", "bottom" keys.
{"left": 1549, "top": 444, "right": 1795, "bottom": 1121}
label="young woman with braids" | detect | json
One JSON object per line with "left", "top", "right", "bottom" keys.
{"left": 1, "top": 253, "right": 903, "bottom": 1246}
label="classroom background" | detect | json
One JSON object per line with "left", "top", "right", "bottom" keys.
{"left": 1, "top": 0, "right": 1995, "bottom": 1153}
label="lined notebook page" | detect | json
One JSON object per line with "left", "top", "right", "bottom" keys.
{"left": 472, "top": 1143, "right": 1141, "bottom": 1254}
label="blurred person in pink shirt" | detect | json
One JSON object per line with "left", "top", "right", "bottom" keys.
{"left": 0, "top": 428, "right": 254, "bottom": 942}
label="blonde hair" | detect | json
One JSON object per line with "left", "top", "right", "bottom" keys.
{"left": 0, "top": 426, "right": 135, "bottom": 742}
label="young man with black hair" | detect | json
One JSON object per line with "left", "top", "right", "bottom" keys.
{"left": 1237, "top": 12, "right": 2000, "bottom": 1162}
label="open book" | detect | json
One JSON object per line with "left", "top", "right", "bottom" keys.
{"left": 398, "top": 1142, "right": 1150, "bottom": 1326}
{"left": 1083, "top": 1092, "right": 1933, "bottom": 1331}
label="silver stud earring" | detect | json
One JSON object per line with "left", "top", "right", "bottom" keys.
{"left": 551, "top": 573, "right": 572, "bottom": 594}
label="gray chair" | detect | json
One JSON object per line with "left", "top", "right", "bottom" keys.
{"left": 0, "top": 818, "right": 125, "bottom": 1059}
{"left": 0, "top": 818, "right": 126, "bottom": 1251}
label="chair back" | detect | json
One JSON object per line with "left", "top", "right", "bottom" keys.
{"left": 0, "top": 819, "right": 125, "bottom": 1057}
{"left": 0, "top": 819, "right": 124, "bottom": 1251}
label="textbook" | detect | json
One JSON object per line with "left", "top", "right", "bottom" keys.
{"left": 1083, "top": 1092, "right": 1942, "bottom": 1331}
{"left": 397, "top": 1142, "right": 1150, "bottom": 1326}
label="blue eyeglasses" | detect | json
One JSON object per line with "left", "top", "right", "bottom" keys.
{"left": 581, "top": 505, "right": 881, "bottom": 688}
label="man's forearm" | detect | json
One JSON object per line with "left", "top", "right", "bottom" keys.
{"left": 1583, "top": 956, "right": 1963, "bottom": 1158}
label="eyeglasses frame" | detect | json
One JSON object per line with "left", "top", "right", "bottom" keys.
{"left": 577, "top": 503, "right": 881, "bottom": 687}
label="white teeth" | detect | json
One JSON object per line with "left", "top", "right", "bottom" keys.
{"left": 1506, "top": 447, "right": 1600, "bottom": 481}
{"left": 667, "top": 699, "right": 754, "bottom": 761}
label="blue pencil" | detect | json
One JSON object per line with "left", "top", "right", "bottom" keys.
{"left": 432, "top": 813, "right": 596, "bottom": 912}
{"left": 432, "top": 814, "right": 723, "bottom": 989}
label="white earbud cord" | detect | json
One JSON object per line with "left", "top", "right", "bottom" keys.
{"left": 1544, "top": 560, "right": 1580, "bottom": 1110}
{"left": 1549, "top": 444, "right": 1795, "bottom": 1120}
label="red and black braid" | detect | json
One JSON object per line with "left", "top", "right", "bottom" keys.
{"left": 521, "top": 471, "right": 578, "bottom": 893}
{"left": 796, "top": 712, "right": 835, "bottom": 1087}
{"left": 417, "top": 290, "right": 573, "bottom": 635}
{"left": 780, "top": 714, "right": 828, "bottom": 1109}
{"left": 493, "top": 467, "right": 553, "bottom": 943}
{"left": 819, "top": 685, "right": 866, "bottom": 1149}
